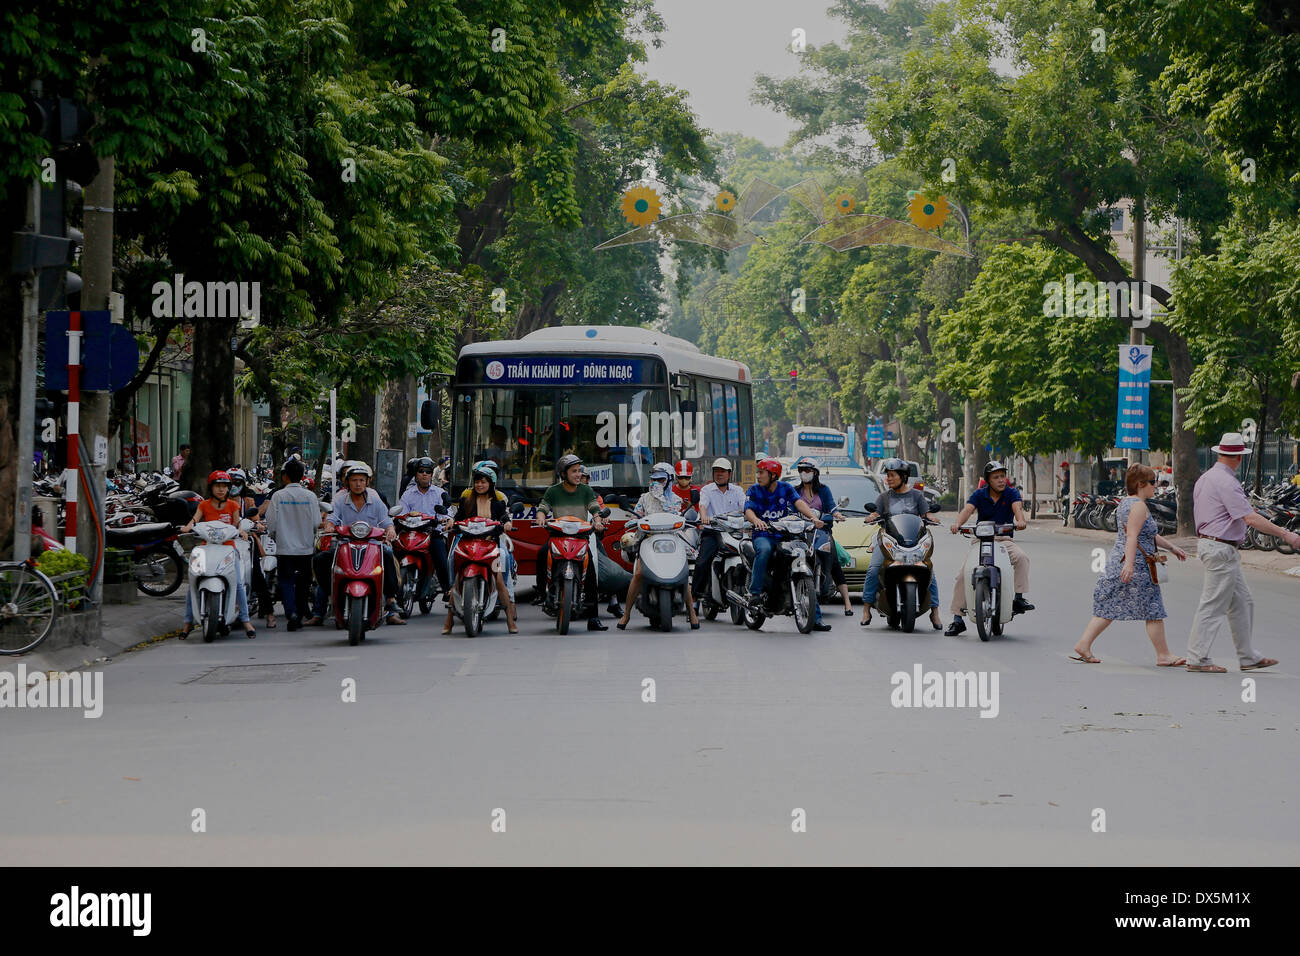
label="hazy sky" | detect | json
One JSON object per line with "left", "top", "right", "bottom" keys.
{"left": 641, "top": 0, "right": 846, "bottom": 147}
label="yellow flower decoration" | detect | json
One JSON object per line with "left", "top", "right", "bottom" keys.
{"left": 908, "top": 193, "right": 950, "bottom": 230}
{"left": 714, "top": 190, "right": 737, "bottom": 213}
{"left": 832, "top": 193, "right": 856, "bottom": 215}
{"left": 620, "top": 186, "right": 661, "bottom": 227}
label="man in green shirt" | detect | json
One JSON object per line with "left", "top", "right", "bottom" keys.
{"left": 535, "top": 454, "right": 608, "bottom": 630}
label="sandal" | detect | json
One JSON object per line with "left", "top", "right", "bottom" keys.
{"left": 265, "top": 613, "right": 277, "bottom": 629}
{"left": 180, "top": 622, "right": 194, "bottom": 640}
{"left": 1156, "top": 657, "right": 1187, "bottom": 667}
{"left": 1069, "top": 647, "right": 1101, "bottom": 663}
{"left": 243, "top": 624, "right": 257, "bottom": 639}
{"left": 1186, "top": 663, "right": 1226, "bottom": 673}
{"left": 1241, "top": 658, "right": 1278, "bottom": 671}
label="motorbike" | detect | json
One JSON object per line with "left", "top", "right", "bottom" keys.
{"left": 540, "top": 509, "right": 610, "bottom": 635}
{"left": 329, "top": 520, "right": 388, "bottom": 646}
{"left": 447, "top": 508, "right": 510, "bottom": 637}
{"left": 861, "top": 501, "right": 941, "bottom": 633}
{"left": 727, "top": 511, "right": 820, "bottom": 634}
{"left": 188, "top": 519, "right": 254, "bottom": 642}
{"left": 626, "top": 509, "right": 698, "bottom": 632}
{"left": 699, "top": 512, "right": 749, "bottom": 625}
{"left": 390, "top": 504, "right": 448, "bottom": 617}
{"left": 106, "top": 516, "right": 188, "bottom": 596}
{"left": 956, "top": 521, "right": 1022, "bottom": 641}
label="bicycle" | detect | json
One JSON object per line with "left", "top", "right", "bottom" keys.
{"left": 0, "top": 558, "right": 59, "bottom": 655}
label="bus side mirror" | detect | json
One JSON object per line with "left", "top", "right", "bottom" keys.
{"left": 419, "top": 399, "right": 438, "bottom": 430}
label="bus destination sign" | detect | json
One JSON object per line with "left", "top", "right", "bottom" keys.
{"left": 483, "top": 358, "right": 644, "bottom": 385}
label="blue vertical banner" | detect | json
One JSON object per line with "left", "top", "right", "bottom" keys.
{"left": 1116, "top": 344, "right": 1153, "bottom": 449}
{"left": 866, "top": 422, "right": 885, "bottom": 458}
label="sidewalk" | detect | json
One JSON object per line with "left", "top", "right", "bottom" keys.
{"left": 0, "top": 592, "right": 186, "bottom": 678}
{"left": 1042, "top": 517, "right": 1300, "bottom": 577}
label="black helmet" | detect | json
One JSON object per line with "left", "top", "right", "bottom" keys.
{"left": 406, "top": 457, "right": 418, "bottom": 473}
{"left": 882, "top": 457, "right": 908, "bottom": 478}
{"left": 414, "top": 456, "right": 434, "bottom": 472}
{"left": 984, "top": 460, "right": 1008, "bottom": 479}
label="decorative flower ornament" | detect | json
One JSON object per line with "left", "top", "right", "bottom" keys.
{"left": 833, "top": 193, "right": 856, "bottom": 215}
{"left": 908, "top": 193, "right": 950, "bottom": 230}
{"left": 714, "top": 190, "right": 737, "bottom": 213}
{"left": 620, "top": 186, "right": 661, "bottom": 226}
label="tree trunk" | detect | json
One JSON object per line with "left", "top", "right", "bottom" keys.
{"left": 0, "top": 268, "right": 21, "bottom": 555}
{"left": 185, "top": 318, "right": 237, "bottom": 492}
{"left": 1028, "top": 453, "right": 1038, "bottom": 519}
{"left": 379, "top": 376, "right": 410, "bottom": 452}
{"left": 354, "top": 390, "right": 377, "bottom": 465}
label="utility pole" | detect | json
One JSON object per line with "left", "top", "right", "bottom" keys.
{"left": 1130, "top": 197, "right": 1146, "bottom": 466}
{"left": 14, "top": 172, "right": 41, "bottom": 562}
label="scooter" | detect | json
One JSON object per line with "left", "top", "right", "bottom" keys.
{"left": 330, "top": 520, "right": 388, "bottom": 646}
{"left": 957, "top": 521, "right": 1021, "bottom": 641}
{"left": 862, "top": 501, "right": 940, "bottom": 633}
{"left": 627, "top": 509, "right": 697, "bottom": 632}
{"left": 188, "top": 519, "right": 255, "bottom": 642}
{"left": 540, "top": 509, "right": 610, "bottom": 635}
{"left": 699, "top": 512, "right": 749, "bottom": 625}
{"left": 448, "top": 509, "right": 506, "bottom": 637}
{"left": 390, "top": 504, "right": 448, "bottom": 617}
{"left": 727, "top": 511, "right": 820, "bottom": 634}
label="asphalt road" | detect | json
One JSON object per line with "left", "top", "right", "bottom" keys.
{"left": 2, "top": 522, "right": 1296, "bottom": 865}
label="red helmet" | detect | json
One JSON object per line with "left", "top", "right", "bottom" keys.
{"left": 675, "top": 460, "right": 693, "bottom": 478}
{"left": 757, "top": 458, "right": 782, "bottom": 478}
{"left": 207, "top": 470, "right": 232, "bottom": 494}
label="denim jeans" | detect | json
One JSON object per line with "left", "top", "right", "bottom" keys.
{"left": 748, "top": 535, "right": 777, "bottom": 595}
{"left": 184, "top": 552, "right": 250, "bottom": 624}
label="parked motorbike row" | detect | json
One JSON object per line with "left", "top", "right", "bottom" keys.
{"left": 1068, "top": 488, "right": 1179, "bottom": 535}
{"left": 1243, "top": 482, "right": 1300, "bottom": 553}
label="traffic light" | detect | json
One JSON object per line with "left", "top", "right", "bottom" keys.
{"left": 790, "top": 368, "right": 798, "bottom": 392}
{"left": 12, "top": 97, "right": 98, "bottom": 309}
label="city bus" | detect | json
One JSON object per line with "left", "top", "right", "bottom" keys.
{"left": 448, "top": 326, "right": 755, "bottom": 578}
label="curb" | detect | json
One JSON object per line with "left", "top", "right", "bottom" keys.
{"left": 1, "top": 599, "right": 184, "bottom": 677}
{"left": 1049, "top": 523, "right": 1300, "bottom": 578}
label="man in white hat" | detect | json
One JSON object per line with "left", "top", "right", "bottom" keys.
{"left": 1186, "top": 432, "right": 1300, "bottom": 672}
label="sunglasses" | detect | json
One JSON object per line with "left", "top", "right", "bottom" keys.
{"left": 798, "top": 467, "right": 814, "bottom": 473}
{"left": 417, "top": 469, "right": 433, "bottom": 474}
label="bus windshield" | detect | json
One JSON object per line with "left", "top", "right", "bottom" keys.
{"left": 453, "top": 385, "right": 675, "bottom": 495}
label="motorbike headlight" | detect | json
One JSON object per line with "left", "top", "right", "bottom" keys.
{"left": 975, "top": 521, "right": 996, "bottom": 537}
{"left": 189, "top": 552, "right": 205, "bottom": 575}
{"left": 351, "top": 521, "right": 371, "bottom": 540}
{"left": 651, "top": 539, "right": 676, "bottom": 553}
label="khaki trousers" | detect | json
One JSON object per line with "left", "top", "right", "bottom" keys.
{"left": 950, "top": 538, "right": 1029, "bottom": 617}
{"left": 1186, "top": 539, "right": 1259, "bottom": 667}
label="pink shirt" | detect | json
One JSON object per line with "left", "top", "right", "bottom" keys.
{"left": 1193, "top": 462, "right": 1252, "bottom": 542}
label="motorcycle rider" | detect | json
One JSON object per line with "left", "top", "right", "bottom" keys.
{"left": 576, "top": 466, "right": 623, "bottom": 617}
{"left": 229, "top": 466, "right": 276, "bottom": 630}
{"left": 740, "top": 457, "right": 826, "bottom": 624}
{"left": 616, "top": 464, "right": 699, "bottom": 630}
{"left": 307, "top": 462, "right": 407, "bottom": 626}
{"left": 944, "top": 459, "right": 1032, "bottom": 636}
{"left": 534, "top": 453, "right": 609, "bottom": 630}
{"left": 860, "top": 458, "right": 942, "bottom": 630}
{"left": 691, "top": 457, "right": 747, "bottom": 612}
{"left": 671, "top": 460, "right": 700, "bottom": 509}
{"left": 177, "top": 470, "right": 257, "bottom": 639}
{"left": 792, "top": 456, "right": 852, "bottom": 618}
{"left": 398, "top": 456, "right": 453, "bottom": 604}
{"left": 443, "top": 462, "right": 517, "bottom": 635}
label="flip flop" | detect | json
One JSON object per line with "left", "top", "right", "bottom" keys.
{"left": 1186, "top": 663, "right": 1227, "bottom": 673}
{"left": 265, "top": 614, "right": 277, "bottom": 629}
{"left": 1241, "top": 658, "right": 1278, "bottom": 671}
{"left": 1156, "top": 657, "right": 1187, "bottom": 667}
{"left": 1069, "top": 650, "right": 1101, "bottom": 663}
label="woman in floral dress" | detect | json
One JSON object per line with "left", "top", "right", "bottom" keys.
{"left": 1071, "top": 464, "right": 1189, "bottom": 665}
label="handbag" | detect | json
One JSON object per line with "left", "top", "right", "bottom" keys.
{"left": 1135, "top": 543, "right": 1168, "bottom": 584}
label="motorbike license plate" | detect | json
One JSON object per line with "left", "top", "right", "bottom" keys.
{"left": 173, "top": 541, "right": 185, "bottom": 556}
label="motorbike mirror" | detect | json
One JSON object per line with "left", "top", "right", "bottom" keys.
{"left": 598, "top": 507, "right": 612, "bottom": 518}
{"left": 838, "top": 495, "right": 850, "bottom": 508}
{"left": 388, "top": 504, "right": 403, "bottom": 517}
{"left": 238, "top": 518, "right": 254, "bottom": 532}
{"left": 864, "top": 502, "right": 878, "bottom": 513}
{"left": 318, "top": 500, "right": 332, "bottom": 514}
{"left": 928, "top": 500, "right": 943, "bottom": 513}
{"left": 510, "top": 502, "right": 525, "bottom": 516}
{"left": 683, "top": 507, "right": 699, "bottom": 523}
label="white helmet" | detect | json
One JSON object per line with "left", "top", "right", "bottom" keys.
{"left": 711, "top": 457, "right": 733, "bottom": 472}
{"left": 342, "top": 461, "right": 373, "bottom": 481}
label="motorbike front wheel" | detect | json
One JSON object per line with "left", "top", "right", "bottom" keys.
{"left": 464, "top": 578, "right": 483, "bottom": 638}
{"left": 899, "top": 580, "right": 918, "bottom": 633}
{"left": 1101, "top": 507, "right": 1118, "bottom": 533}
{"left": 347, "top": 595, "right": 365, "bottom": 646}
{"left": 728, "top": 571, "right": 745, "bottom": 625}
{"left": 202, "top": 596, "right": 220, "bottom": 643}
{"left": 557, "top": 575, "right": 574, "bottom": 635}
{"left": 657, "top": 587, "right": 673, "bottom": 633}
{"left": 400, "top": 565, "right": 418, "bottom": 618}
{"left": 793, "top": 577, "right": 815, "bottom": 634}
{"left": 973, "top": 578, "right": 992, "bottom": 642}
{"left": 136, "top": 548, "right": 185, "bottom": 596}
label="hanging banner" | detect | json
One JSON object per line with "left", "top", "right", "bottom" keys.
{"left": 1116, "top": 344, "right": 1153, "bottom": 449}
